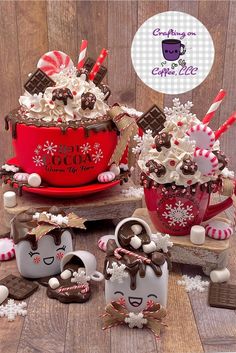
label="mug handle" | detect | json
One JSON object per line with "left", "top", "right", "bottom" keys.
{"left": 203, "top": 196, "right": 233, "bottom": 221}
{"left": 90, "top": 271, "right": 104, "bottom": 282}
{"left": 180, "top": 44, "right": 186, "bottom": 55}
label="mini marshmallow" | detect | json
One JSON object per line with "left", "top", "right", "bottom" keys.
{"left": 109, "top": 163, "right": 120, "bottom": 176}
{"left": 190, "top": 225, "right": 205, "bottom": 245}
{"left": 130, "top": 235, "right": 142, "bottom": 249}
{"left": 210, "top": 268, "right": 230, "bottom": 283}
{"left": 131, "top": 224, "right": 142, "bottom": 235}
{"left": 60, "top": 269, "right": 72, "bottom": 280}
{"left": 28, "top": 173, "right": 42, "bottom": 187}
{"left": 142, "top": 241, "right": 156, "bottom": 254}
{"left": 48, "top": 278, "right": 60, "bottom": 289}
{"left": 3, "top": 191, "right": 17, "bottom": 208}
{"left": 0, "top": 285, "right": 9, "bottom": 304}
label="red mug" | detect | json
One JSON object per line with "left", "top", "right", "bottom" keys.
{"left": 144, "top": 182, "right": 233, "bottom": 236}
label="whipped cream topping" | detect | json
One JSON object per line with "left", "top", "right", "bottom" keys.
{"left": 19, "top": 66, "right": 109, "bottom": 122}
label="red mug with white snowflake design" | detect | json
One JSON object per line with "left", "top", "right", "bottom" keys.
{"left": 144, "top": 183, "right": 233, "bottom": 236}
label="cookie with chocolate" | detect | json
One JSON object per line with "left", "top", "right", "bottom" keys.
{"left": 180, "top": 158, "right": 198, "bottom": 175}
{"left": 145, "top": 160, "right": 166, "bottom": 177}
{"left": 155, "top": 132, "right": 172, "bottom": 152}
{"left": 81, "top": 92, "right": 96, "bottom": 110}
{"left": 52, "top": 88, "right": 73, "bottom": 106}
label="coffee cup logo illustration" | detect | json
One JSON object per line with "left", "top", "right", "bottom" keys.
{"left": 162, "top": 39, "right": 186, "bottom": 61}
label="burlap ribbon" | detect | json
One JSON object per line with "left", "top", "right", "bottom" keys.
{"left": 108, "top": 105, "right": 139, "bottom": 169}
{"left": 221, "top": 178, "right": 235, "bottom": 197}
{"left": 101, "top": 301, "right": 167, "bottom": 339}
{"left": 29, "top": 212, "right": 86, "bottom": 240}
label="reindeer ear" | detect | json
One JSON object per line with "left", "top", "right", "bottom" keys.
{"left": 106, "top": 239, "right": 118, "bottom": 256}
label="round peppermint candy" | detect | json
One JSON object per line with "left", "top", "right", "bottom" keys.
{"left": 14, "top": 173, "right": 29, "bottom": 182}
{"left": 193, "top": 148, "right": 218, "bottom": 176}
{"left": 37, "top": 51, "right": 74, "bottom": 76}
{"left": 97, "top": 171, "right": 115, "bottom": 183}
{"left": 205, "top": 220, "right": 233, "bottom": 240}
{"left": 0, "top": 238, "right": 15, "bottom": 261}
{"left": 187, "top": 123, "right": 215, "bottom": 150}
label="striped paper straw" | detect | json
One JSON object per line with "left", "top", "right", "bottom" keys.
{"left": 202, "top": 89, "right": 226, "bottom": 124}
{"left": 77, "top": 40, "right": 88, "bottom": 69}
{"left": 89, "top": 48, "right": 108, "bottom": 81}
{"left": 214, "top": 113, "right": 236, "bottom": 140}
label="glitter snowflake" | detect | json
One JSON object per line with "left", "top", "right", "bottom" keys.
{"left": 163, "top": 201, "right": 194, "bottom": 227}
{"left": 124, "top": 312, "right": 147, "bottom": 329}
{"left": 0, "top": 299, "right": 27, "bottom": 321}
{"left": 107, "top": 262, "right": 128, "bottom": 283}
{"left": 92, "top": 149, "right": 104, "bottom": 163}
{"left": 80, "top": 142, "right": 91, "bottom": 155}
{"left": 151, "top": 233, "right": 173, "bottom": 253}
{"left": 132, "top": 129, "right": 154, "bottom": 154}
{"left": 43, "top": 141, "right": 58, "bottom": 156}
{"left": 32, "top": 155, "right": 44, "bottom": 167}
{"left": 164, "top": 98, "right": 196, "bottom": 121}
{"left": 71, "top": 269, "right": 90, "bottom": 285}
{"left": 177, "top": 275, "right": 209, "bottom": 292}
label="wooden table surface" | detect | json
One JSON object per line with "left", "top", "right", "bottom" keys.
{"left": 0, "top": 199, "right": 236, "bottom": 353}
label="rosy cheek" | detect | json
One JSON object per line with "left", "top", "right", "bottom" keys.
{"left": 33, "top": 256, "right": 41, "bottom": 264}
{"left": 56, "top": 252, "right": 64, "bottom": 261}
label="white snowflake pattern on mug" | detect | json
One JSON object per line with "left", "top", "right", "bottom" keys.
{"left": 92, "top": 149, "right": 104, "bottom": 163}
{"left": 32, "top": 155, "right": 44, "bottom": 167}
{"left": 43, "top": 141, "right": 58, "bottom": 156}
{"left": 80, "top": 143, "right": 91, "bottom": 155}
{"left": 162, "top": 201, "right": 194, "bottom": 227}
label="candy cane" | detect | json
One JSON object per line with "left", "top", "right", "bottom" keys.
{"left": 214, "top": 113, "right": 236, "bottom": 140}
{"left": 77, "top": 40, "right": 88, "bottom": 69}
{"left": 89, "top": 48, "right": 108, "bottom": 81}
{"left": 202, "top": 89, "right": 226, "bottom": 124}
{"left": 114, "top": 247, "right": 151, "bottom": 264}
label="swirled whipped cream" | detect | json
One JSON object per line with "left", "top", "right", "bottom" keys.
{"left": 19, "top": 66, "right": 109, "bottom": 122}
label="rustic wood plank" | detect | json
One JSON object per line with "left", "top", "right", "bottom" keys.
{"left": 136, "top": 1, "right": 168, "bottom": 112}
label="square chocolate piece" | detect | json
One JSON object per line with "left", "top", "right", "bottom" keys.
{"left": 24, "top": 69, "right": 55, "bottom": 95}
{"left": 208, "top": 282, "right": 236, "bottom": 310}
{"left": 84, "top": 57, "right": 107, "bottom": 85}
{"left": 0, "top": 274, "right": 39, "bottom": 300}
{"left": 137, "top": 105, "right": 166, "bottom": 137}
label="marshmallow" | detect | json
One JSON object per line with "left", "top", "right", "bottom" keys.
{"left": 60, "top": 269, "right": 72, "bottom": 280}
{"left": 28, "top": 173, "right": 42, "bottom": 187}
{"left": 48, "top": 278, "right": 60, "bottom": 289}
{"left": 131, "top": 224, "right": 142, "bottom": 235}
{"left": 190, "top": 225, "right": 205, "bottom": 245}
{"left": 109, "top": 164, "right": 120, "bottom": 176}
{"left": 130, "top": 235, "right": 142, "bottom": 249}
{"left": 3, "top": 191, "right": 17, "bottom": 208}
{"left": 143, "top": 241, "right": 156, "bottom": 254}
{"left": 210, "top": 268, "right": 230, "bottom": 283}
{"left": 0, "top": 285, "right": 9, "bottom": 304}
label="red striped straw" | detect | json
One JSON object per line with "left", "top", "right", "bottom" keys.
{"left": 214, "top": 113, "right": 236, "bottom": 140}
{"left": 77, "top": 40, "right": 88, "bottom": 69}
{"left": 202, "top": 89, "right": 226, "bottom": 124}
{"left": 89, "top": 48, "right": 108, "bottom": 81}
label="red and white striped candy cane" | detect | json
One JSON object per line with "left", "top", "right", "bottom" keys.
{"left": 89, "top": 48, "right": 108, "bottom": 81}
{"left": 202, "top": 89, "right": 226, "bottom": 124}
{"left": 114, "top": 247, "right": 151, "bottom": 264}
{"left": 77, "top": 40, "right": 88, "bottom": 69}
{"left": 214, "top": 113, "right": 236, "bottom": 140}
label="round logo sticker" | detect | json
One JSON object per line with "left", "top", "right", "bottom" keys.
{"left": 131, "top": 11, "right": 215, "bottom": 94}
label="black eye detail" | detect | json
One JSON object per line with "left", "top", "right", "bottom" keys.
{"left": 114, "top": 291, "right": 124, "bottom": 296}
{"left": 29, "top": 251, "right": 40, "bottom": 257}
{"left": 165, "top": 50, "right": 168, "bottom": 53}
{"left": 147, "top": 294, "right": 158, "bottom": 298}
{"left": 175, "top": 50, "right": 178, "bottom": 53}
{"left": 56, "top": 245, "right": 66, "bottom": 251}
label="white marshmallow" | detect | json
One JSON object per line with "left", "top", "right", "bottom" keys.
{"left": 48, "top": 278, "right": 60, "bottom": 289}
{"left": 109, "top": 164, "right": 120, "bottom": 176}
{"left": 130, "top": 235, "right": 142, "bottom": 249}
{"left": 143, "top": 241, "right": 156, "bottom": 254}
{"left": 3, "top": 191, "right": 17, "bottom": 208}
{"left": 28, "top": 173, "right": 42, "bottom": 187}
{"left": 210, "top": 268, "right": 230, "bottom": 283}
{"left": 131, "top": 224, "right": 142, "bottom": 235}
{"left": 0, "top": 285, "right": 9, "bottom": 304}
{"left": 60, "top": 269, "right": 72, "bottom": 280}
{"left": 190, "top": 225, "right": 205, "bottom": 245}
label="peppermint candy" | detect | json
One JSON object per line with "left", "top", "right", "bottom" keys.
{"left": 14, "top": 173, "right": 29, "bottom": 182}
{"left": 193, "top": 148, "right": 218, "bottom": 176}
{"left": 0, "top": 238, "right": 15, "bottom": 261}
{"left": 37, "top": 51, "right": 74, "bottom": 76}
{"left": 187, "top": 123, "right": 215, "bottom": 150}
{"left": 97, "top": 171, "right": 115, "bottom": 183}
{"left": 205, "top": 220, "right": 233, "bottom": 240}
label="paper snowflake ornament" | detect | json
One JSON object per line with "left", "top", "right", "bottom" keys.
{"left": 151, "top": 233, "right": 173, "bottom": 253}
{"left": 132, "top": 129, "right": 154, "bottom": 154}
{"left": 107, "top": 262, "right": 128, "bottom": 283}
{"left": 124, "top": 312, "right": 147, "bottom": 329}
{"left": 71, "top": 269, "right": 90, "bottom": 285}
{"left": 177, "top": 275, "right": 209, "bottom": 292}
{"left": 0, "top": 299, "right": 27, "bottom": 321}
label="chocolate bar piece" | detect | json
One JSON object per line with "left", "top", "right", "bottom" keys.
{"left": 0, "top": 274, "right": 38, "bottom": 300}
{"left": 24, "top": 69, "right": 55, "bottom": 95}
{"left": 137, "top": 105, "right": 166, "bottom": 137}
{"left": 84, "top": 57, "right": 107, "bottom": 85}
{"left": 208, "top": 282, "right": 236, "bottom": 309}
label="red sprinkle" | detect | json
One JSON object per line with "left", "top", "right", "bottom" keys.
{"left": 174, "top": 140, "right": 179, "bottom": 145}
{"left": 177, "top": 121, "right": 183, "bottom": 126}
{"left": 187, "top": 180, "right": 192, "bottom": 185}
{"left": 57, "top": 117, "right": 62, "bottom": 123}
{"left": 31, "top": 104, "right": 35, "bottom": 108}
{"left": 72, "top": 91, "right": 77, "bottom": 96}
{"left": 170, "top": 160, "right": 176, "bottom": 166}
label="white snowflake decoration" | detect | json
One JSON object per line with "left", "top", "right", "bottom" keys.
{"left": 121, "top": 187, "right": 144, "bottom": 198}
{"left": 124, "top": 312, "right": 147, "bottom": 329}
{"left": 1, "top": 164, "right": 19, "bottom": 173}
{"left": 32, "top": 155, "right": 44, "bottom": 167}
{"left": 164, "top": 98, "right": 196, "bottom": 122}
{"left": 92, "top": 149, "right": 104, "bottom": 163}
{"left": 43, "top": 141, "right": 58, "bottom": 156}
{"left": 151, "top": 233, "right": 173, "bottom": 253}
{"left": 163, "top": 201, "right": 194, "bottom": 227}
{"left": 71, "top": 269, "right": 90, "bottom": 285}
{"left": 132, "top": 129, "right": 154, "bottom": 154}
{"left": 177, "top": 275, "right": 209, "bottom": 292}
{"left": 107, "top": 262, "right": 128, "bottom": 283}
{"left": 93, "top": 142, "right": 100, "bottom": 150}
{"left": 80, "top": 142, "right": 91, "bottom": 155}
{"left": 0, "top": 299, "right": 27, "bottom": 321}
